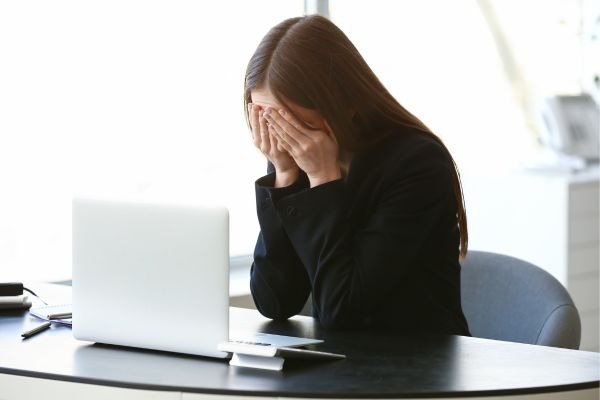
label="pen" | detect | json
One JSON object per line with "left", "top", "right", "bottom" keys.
{"left": 47, "top": 312, "right": 72, "bottom": 320}
{"left": 21, "top": 321, "right": 51, "bottom": 339}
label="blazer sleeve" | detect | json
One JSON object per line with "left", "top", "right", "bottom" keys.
{"left": 272, "top": 142, "right": 456, "bottom": 329}
{"left": 250, "top": 163, "right": 312, "bottom": 320}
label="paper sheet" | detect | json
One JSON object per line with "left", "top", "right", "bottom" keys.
{"left": 30, "top": 304, "right": 72, "bottom": 326}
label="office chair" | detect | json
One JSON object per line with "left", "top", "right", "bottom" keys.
{"left": 460, "top": 250, "right": 581, "bottom": 349}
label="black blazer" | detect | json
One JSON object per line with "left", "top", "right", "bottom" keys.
{"left": 250, "top": 128, "right": 471, "bottom": 336}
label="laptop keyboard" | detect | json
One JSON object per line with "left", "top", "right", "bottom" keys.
{"left": 229, "top": 340, "right": 271, "bottom": 346}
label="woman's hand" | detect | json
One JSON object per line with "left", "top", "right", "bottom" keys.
{"left": 263, "top": 107, "right": 341, "bottom": 188}
{"left": 249, "top": 103, "right": 299, "bottom": 187}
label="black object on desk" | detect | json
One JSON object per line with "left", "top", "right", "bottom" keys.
{"left": 1, "top": 285, "right": 599, "bottom": 399}
{"left": 0, "top": 283, "right": 23, "bottom": 297}
{"left": 21, "top": 322, "right": 51, "bottom": 339}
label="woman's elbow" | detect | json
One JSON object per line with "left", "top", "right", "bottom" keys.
{"left": 250, "top": 284, "right": 305, "bottom": 321}
{"left": 316, "top": 302, "right": 354, "bottom": 330}
{"left": 254, "top": 301, "right": 295, "bottom": 321}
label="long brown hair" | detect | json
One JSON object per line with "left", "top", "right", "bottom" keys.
{"left": 244, "top": 15, "right": 468, "bottom": 259}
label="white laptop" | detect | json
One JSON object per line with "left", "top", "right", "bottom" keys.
{"left": 72, "top": 197, "right": 321, "bottom": 359}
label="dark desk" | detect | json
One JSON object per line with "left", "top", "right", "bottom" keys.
{"left": 0, "top": 284, "right": 598, "bottom": 399}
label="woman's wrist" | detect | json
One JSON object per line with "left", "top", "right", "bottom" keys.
{"left": 308, "top": 168, "right": 342, "bottom": 188}
{"left": 274, "top": 168, "right": 300, "bottom": 188}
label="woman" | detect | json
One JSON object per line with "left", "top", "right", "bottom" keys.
{"left": 244, "top": 15, "right": 470, "bottom": 335}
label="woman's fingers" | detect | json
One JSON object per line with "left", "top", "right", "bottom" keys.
{"left": 249, "top": 103, "right": 261, "bottom": 148}
{"left": 258, "top": 109, "right": 271, "bottom": 154}
{"left": 268, "top": 115, "right": 300, "bottom": 151}
{"left": 276, "top": 108, "right": 309, "bottom": 135}
{"left": 269, "top": 126, "right": 293, "bottom": 153}
{"left": 264, "top": 108, "right": 309, "bottom": 145}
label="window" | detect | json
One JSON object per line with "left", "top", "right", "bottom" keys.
{"left": 1, "top": 1, "right": 587, "bottom": 282}
{"left": 0, "top": 1, "right": 303, "bottom": 281}
{"left": 328, "top": 0, "right": 584, "bottom": 172}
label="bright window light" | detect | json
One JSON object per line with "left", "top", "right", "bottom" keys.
{"left": 0, "top": 0, "right": 584, "bottom": 282}
{"left": 329, "top": 0, "right": 538, "bottom": 171}
{"left": 0, "top": 1, "right": 303, "bottom": 282}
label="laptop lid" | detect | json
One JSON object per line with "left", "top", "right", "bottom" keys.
{"left": 72, "top": 197, "right": 229, "bottom": 358}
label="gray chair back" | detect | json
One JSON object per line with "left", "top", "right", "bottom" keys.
{"left": 461, "top": 251, "right": 581, "bottom": 349}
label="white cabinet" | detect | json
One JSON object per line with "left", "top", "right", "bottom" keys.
{"left": 463, "top": 167, "right": 599, "bottom": 351}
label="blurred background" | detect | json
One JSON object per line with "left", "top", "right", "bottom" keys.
{"left": 0, "top": 0, "right": 598, "bottom": 349}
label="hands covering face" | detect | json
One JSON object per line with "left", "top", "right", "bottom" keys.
{"left": 248, "top": 103, "right": 341, "bottom": 188}
{"left": 248, "top": 103, "right": 297, "bottom": 178}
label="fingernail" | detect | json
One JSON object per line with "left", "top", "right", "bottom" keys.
{"left": 279, "top": 109, "right": 286, "bottom": 116}
{"left": 259, "top": 109, "right": 264, "bottom": 117}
